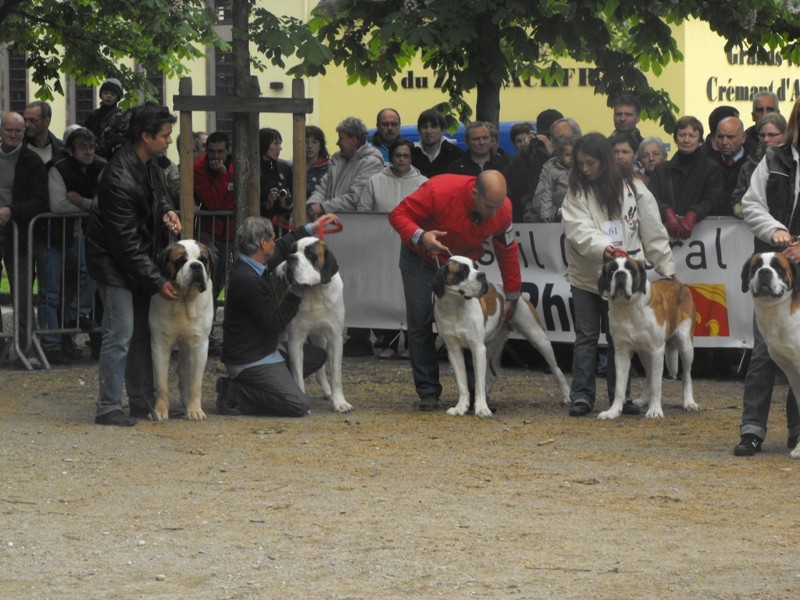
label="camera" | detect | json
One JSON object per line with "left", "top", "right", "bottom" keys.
{"left": 277, "top": 188, "right": 293, "bottom": 210}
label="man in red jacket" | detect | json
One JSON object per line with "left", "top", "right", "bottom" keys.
{"left": 389, "top": 170, "right": 521, "bottom": 412}
{"left": 194, "top": 131, "right": 234, "bottom": 299}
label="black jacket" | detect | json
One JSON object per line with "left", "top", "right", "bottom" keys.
{"left": 412, "top": 140, "right": 464, "bottom": 178}
{"left": 648, "top": 148, "right": 725, "bottom": 219}
{"left": 505, "top": 138, "right": 550, "bottom": 222}
{"left": 85, "top": 142, "right": 172, "bottom": 294}
{"left": 2, "top": 145, "right": 49, "bottom": 252}
{"left": 754, "top": 144, "right": 799, "bottom": 252}
{"left": 221, "top": 227, "right": 310, "bottom": 366}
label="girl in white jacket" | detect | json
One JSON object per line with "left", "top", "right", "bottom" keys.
{"left": 561, "top": 133, "right": 676, "bottom": 417}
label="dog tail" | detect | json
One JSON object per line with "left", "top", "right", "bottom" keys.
{"left": 664, "top": 340, "right": 679, "bottom": 379}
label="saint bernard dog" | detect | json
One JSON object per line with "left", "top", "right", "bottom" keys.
{"left": 430, "top": 256, "right": 571, "bottom": 417}
{"left": 597, "top": 257, "right": 698, "bottom": 420}
{"left": 274, "top": 236, "right": 353, "bottom": 413}
{"left": 741, "top": 252, "right": 800, "bottom": 458}
{"left": 148, "top": 240, "right": 215, "bottom": 421}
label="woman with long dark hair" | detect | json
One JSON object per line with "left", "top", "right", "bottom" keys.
{"left": 305, "top": 125, "right": 330, "bottom": 197}
{"left": 561, "top": 133, "right": 676, "bottom": 417}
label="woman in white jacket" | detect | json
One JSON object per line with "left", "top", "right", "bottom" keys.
{"left": 561, "top": 133, "right": 676, "bottom": 417}
{"left": 357, "top": 138, "right": 427, "bottom": 358}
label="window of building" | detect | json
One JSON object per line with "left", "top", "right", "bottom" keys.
{"left": 215, "top": 0, "right": 232, "bottom": 25}
{"left": 74, "top": 84, "right": 95, "bottom": 126}
{"left": 8, "top": 49, "right": 28, "bottom": 112}
{"left": 214, "top": 50, "right": 234, "bottom": 135}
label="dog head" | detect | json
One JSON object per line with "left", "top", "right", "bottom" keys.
{"left": 741, "top": 252, "right": 800, "bottom": 299}
{"left": 430, "top": 256, "right": 489, "bottom": 300}
{"left": 156, "top": 240, "right": 213, "bottom": 293}
{"left": 278, "top": 237, "right": 339, "bottom": 286}
{"left": 598, "top": 256, "right": 648, "bottom": 301}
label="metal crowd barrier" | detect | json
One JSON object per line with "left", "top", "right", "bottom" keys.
{"left": 7, "top": 210, "right": 235, "bottom": 371}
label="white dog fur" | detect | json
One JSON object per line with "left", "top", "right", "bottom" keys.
{"left": 431, "top": 255, "right": 571, "bottom": 417}
{"left": 149, "top": 240, "right": 215, "bottom": 421}
{"left": 274, "top": 236, "right": 352, "bottom": 413}
{"left": 598, "top": 256, "right": 698, "bottom": 420}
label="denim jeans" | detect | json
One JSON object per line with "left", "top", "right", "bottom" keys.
{"left": 399, "top": 245, "right": 441, "bottom": 399}
{"left": 95, "top": 285, "right": 153, "bottom": 417}
{"left": 570, "top": 286, "right": 629, "bottom": 408}
{"left": 740, "top": 318, "right": 800, "bottom": 441}
{"left": 36, "top": 236, "right": 96, "bottom": 351}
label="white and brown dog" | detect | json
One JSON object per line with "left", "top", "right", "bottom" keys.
{"left": 149, "top": 240, "right": 215, "bottom": 421}
{"left": 741, "top": 252, "right": 800, "bottom": 458}
{"left": 431, "top": 256, "right": 571, "bottom": 417}
{"left": 274, "top": 236, "right": 353, "bottom": 413}
{"left": 598, "top": 257, "right": 698, "bottom": 419}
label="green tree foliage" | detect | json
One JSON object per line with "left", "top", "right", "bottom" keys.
{"left": 0, "top": 0, "right": 223, "bottom": 104}
{"left": 290, "top": 0, "right": 800, "bottom": 131}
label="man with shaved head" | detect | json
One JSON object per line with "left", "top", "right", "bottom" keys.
{"left": 714, "top": 115, "right": 750, "bottom": 215}
{"left": 389, "top": 170, "right": 521, "bottom": 412}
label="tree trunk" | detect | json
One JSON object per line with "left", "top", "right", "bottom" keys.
{"left": 474, "top": 80, "right": 501, "bottom": 126}
{"left": 232, "top": 0, "right": 254, "bottom": 238}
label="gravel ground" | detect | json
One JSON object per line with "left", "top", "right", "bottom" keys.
{"left": 1, "top": 350, "right": 799, "bottom": 599}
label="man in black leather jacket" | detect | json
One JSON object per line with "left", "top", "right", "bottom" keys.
{"left": 86, "top": 104, "right": 182, "bottom": 426}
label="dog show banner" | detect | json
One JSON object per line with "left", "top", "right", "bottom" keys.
{"left": 325, "top": 213, "right": 756, "bottom": 349}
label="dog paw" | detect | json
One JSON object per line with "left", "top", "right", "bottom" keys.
{"left": 644, "top": 408, "right": 664, "bottom": 419}
{"left": 790, "top": 446, "right": 800, "bottom": 460}
{"left": 597, "top": 409, "right": 621, "bottom": 420}
{"left": 187, "top": 408, "right": 206, "bottom": 421}
{"left": 332, "top": 400, "right": 353, "bottom": 413}
{"left": 446, "top": 406, "right": 467, "bottom": 416}
{"left": 474, "top": 406, "right": 493, "bottom": 418}
{"left": 683, "top": 400, "right": 700, "bottom": 412}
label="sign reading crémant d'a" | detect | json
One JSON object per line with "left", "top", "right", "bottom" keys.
{"left": 707, "top": 47, "right": 799, "bottom": 102}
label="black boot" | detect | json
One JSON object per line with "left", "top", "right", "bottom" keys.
{"left": 216, "top": 376, "right": 243, "bottom": 415}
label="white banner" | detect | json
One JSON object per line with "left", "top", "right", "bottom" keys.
{"left": 324, "top": 214, "right": 756, "bottom": 349}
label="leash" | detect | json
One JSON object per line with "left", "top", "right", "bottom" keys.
{"left": 272, "top": 216, "right": 344, "bottom": 241}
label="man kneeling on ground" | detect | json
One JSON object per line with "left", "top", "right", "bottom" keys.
{"left": 216, "top": 214, "right": 340, "bottom": 416}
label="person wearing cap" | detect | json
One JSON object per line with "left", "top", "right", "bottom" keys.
{"left": 504, "top": 109, "right": 563, "bottom": 222}
{"left": 83, "top": 78, "right": 128, "bottom": 159}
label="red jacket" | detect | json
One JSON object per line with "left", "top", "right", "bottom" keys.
{"left": 194, "top": 155, "right": 235, "bottom": 240}
{"left": 389, "top": 174, "right": 521, "bottom": 296}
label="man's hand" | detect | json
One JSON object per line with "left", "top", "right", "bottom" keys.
{"left": 307, "top": 203, "right": 324, "bottom": 221}
{"left": 159, "top": 281, "right": 180, "bottom": 300}
{"left": 310, "top": 213, "right": 341, "bottom": 233}
{"left": 503, "top": 298, "right": 519, "bottom": 323}
{"left": 421, "top": 230, "right": 450, "bottom": 255}
{"left": 0, "top": 206, "right": 11, "bottom": 226}
{"left": 66, "top": 191, "right": 85, "bottom": 207}
{"left": 163, "top": 210, "right": 182, "bottom": 235}
{"left": 209, "top": 159, "right": 226, "bottom": 174}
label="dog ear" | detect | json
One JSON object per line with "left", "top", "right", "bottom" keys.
{"left": 200, "top": 242, "right": 215, "bottom": 281}
{"left": 597, "top": 264, "right": 610, "bottom": 296}
{"left": 741, "top": 256, "right": 754, "bottom": 294}
{"left": 430, "top": 266, "right": 447, "bottom": 298}
{"left": 319, "top": 247, "right": 339, "bottom": 284}
{"left": 633, "top": 261, "right": 647, "bottom": 295}
{"left": 791, "top": 258, "right": 800, "bottom": 297}
{"left": 156, "top": 245, "right": 172, "bottom": 278}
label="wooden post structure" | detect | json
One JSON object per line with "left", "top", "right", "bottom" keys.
{"left": 172, "top": 79, "right": 313, "bottom": 236}
{"left": 292, "top": 79, "right": 308, "bottom": 226}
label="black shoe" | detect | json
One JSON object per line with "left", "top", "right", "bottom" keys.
{"left": 216, "top": 377, "right": 242, "bottom": 415}
{"left": 418, "top": 395, "right": 440, "bottom": 412}
{"left": 788, "top": 435, "right": 798, "bottom": 449}
{"left": 44, "top": 348, "right": 71, "bottom": 365}
{"left": 342, "top": 336, "right": 374, "bottom": 357}
{"left": 569, "top": 401, "right": 592, "bottom": 417}
{"left": 95, "top": 409, "right": 137, "bottom": 427}
{"left": 733, "top": 434, "right": 763, "bottom": 456}
{"left": 622, "top": 400, "right": 640, "bottom": 415}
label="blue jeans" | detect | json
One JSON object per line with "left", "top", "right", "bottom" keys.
{"left": 36, "top": 236, "right": 96, "bottom": 351}
{"left": 570, "top": 286, "right": 629, "bottom": 408}
{"left": 95, "top": 285, "right": 153, "bottom": 417}
{"left": 740, "top": 318, "right": 800, "bottom": 441}
{"left": 399, "top": 245, "right": 441, "bottom": 399}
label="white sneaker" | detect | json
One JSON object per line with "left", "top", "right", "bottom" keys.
{"left": 376, "top": 347, "right": 397, "bottom": 360}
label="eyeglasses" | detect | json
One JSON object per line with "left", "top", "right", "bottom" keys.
{"left": 758, "top": 132, "right": 782, "bottom": 139}
{"left": 392, "top": 153, "right": 411, "bottom": 159}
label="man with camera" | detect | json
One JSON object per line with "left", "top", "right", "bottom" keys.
{"left": 193, "top": 130, "right": 234, "bottom": 301}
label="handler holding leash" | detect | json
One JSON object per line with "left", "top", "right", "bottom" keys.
{"left": 216, "top": 213, "right": 340, "bottom": 417}
{"left": 389, "top": 170, "right": 521, "bottom": 412}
